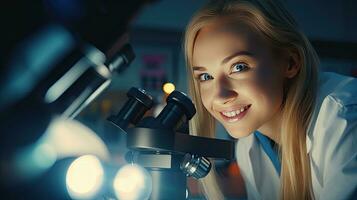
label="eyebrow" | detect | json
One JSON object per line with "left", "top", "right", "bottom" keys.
{"left": 192, "top": 51, "right": 254, "bottom": 71}
{"left": 192, "top": 66, "right": 206, "bottom": 71}
{"left": 221, "top": 51, "right": 253, "bottom": 64}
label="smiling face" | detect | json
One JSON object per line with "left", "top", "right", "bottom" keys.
{"left": 192, "top": 19, "right": 289, "bottom": 139}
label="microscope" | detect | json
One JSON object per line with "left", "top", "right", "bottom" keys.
{"left": 108, "top": 87, "right": 234, "bottom": 200}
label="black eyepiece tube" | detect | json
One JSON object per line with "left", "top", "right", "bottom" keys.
{"left": 156, "top": 91, "right": 196, "bottom": 130}
{"left": 108, "top": 87, "right": 153, "bottom": 131}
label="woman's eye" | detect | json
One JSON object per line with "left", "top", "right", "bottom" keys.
{"left": 231, "top": 63, "right": 249, "bottom": 73}
{"left": 198, "top": 73, "right": 213, "bottom": 81}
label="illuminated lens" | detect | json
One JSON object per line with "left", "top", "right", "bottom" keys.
{"left": 113, "top": 164, "right": 152, "bottom": 200}
{"left": 163, "top": 83, "right": 175, "bottom": 94}
{"left": 66, "top": 155, "right": 104, "bottom": 199}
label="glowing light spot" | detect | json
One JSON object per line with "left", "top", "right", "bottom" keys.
{"left": 66, "top": 155, "right": 104, "bottom": 199}
{"left": 163, "top": 83, "right": 175, "bottom": 94}
{"left": 113, "top": 164, "right": 152, "bottom": 200}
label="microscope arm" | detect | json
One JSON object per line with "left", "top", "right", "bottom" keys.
{"left": 127, "top": 127, "right": 235, "bottom": 160}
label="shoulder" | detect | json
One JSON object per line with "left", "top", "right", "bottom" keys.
{"left": 309, "top": 72, "right": 357, "bottom": 144}
{"left": 308, "top": 72, "right": 357, "bottom": 170}
{"left": 308, "top": 72, "right": 357, "bottom": 199}
{"left": 317, "top": 72, "right": 357, "bottom": 107}
{"left": 311, "top": 72, "right": 357, "bottom": 137}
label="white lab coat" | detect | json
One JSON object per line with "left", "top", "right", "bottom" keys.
{"left": 236, "top": 72, "right": 357, "bottom": 200}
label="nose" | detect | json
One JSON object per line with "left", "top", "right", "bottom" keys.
{"left": 213, "top": 75, "right": 238, "bottom": 105}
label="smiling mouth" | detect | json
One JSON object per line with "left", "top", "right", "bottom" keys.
{"left": 219, "top": 104, "right": 252, "bottom": 122}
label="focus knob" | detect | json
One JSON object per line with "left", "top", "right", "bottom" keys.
{"left": 180, "top": 154, "right": 211, "bottom": 179}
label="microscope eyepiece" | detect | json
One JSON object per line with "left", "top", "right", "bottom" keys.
{"left": 127, "top": 87, "right": 153, "bottom": 108}
{"left": 156, "top": 91, "right": 196, "bottom": 130}
{"left": 108, "top": 87, "right": 153, "bottom": 131}
{"left": 166, "top": 91, "right": 196, "bottom": 120}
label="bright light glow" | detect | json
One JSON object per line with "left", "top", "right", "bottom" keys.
{"left": 162, "top": 82, "right": 175, "bottom": 94}
{"left": 12, "top": 116, "right": 110, "bottom": 183}
{"left": 45, "top": 117, "right": 110, "bottom": 161}
{"left": 32, "top": 142, "right": 57, "bottom": 169}
{"left": 113, "top": 164, "right": 152, "bottom": 200}
{"left": 66, "top": 155, "right": 104, "bottom": 199}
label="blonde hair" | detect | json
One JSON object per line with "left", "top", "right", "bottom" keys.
{"left": 184, "top": 0, "right": 319, "bottom": 199}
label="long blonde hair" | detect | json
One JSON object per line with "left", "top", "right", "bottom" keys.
{"left": 184, "top": 0, "right": 319, "bottom": 199}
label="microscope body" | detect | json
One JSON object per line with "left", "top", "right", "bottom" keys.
{"left": 109, "top": 88, "right": 234, "bottom": 200}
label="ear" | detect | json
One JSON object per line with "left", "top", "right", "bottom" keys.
{"left": 284, "top": 52, "right": 301, "bottom": 79}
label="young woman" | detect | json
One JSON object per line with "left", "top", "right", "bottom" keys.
{"left": 184, "top": 0, "right": 357, "bottom": 199}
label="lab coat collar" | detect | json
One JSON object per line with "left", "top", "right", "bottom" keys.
{"left": 306, "top": 134, "right": 312, "bottom": 154}
{"left": 247, "top": 133, "right": 280, "bottom": 199}
{"left": 243, "top": 133, "right": 262, "bottom": 199}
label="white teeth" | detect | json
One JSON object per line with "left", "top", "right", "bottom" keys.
{"left": 222, "top": 105, "right": 250, "bottom": 118}
{"left": 224, "top": 111, "right": 234, "bottom": 117}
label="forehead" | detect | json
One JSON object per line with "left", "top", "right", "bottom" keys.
{"left": 192, "top": 20, "right": 268, "bottom": 66}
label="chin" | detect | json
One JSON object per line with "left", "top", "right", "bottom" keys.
{"left": 226, "top": 128, "right": 252, "bottom": 139}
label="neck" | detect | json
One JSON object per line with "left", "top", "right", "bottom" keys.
{"left": 257, "top": 110, "right": 283, "bottom": 145}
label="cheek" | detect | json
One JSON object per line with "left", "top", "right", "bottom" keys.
{"left": 250, "top": 69, "right": 284, "bottom": 113}
{"left": 199, "top": 85, "right": 213, "bottom": 110}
